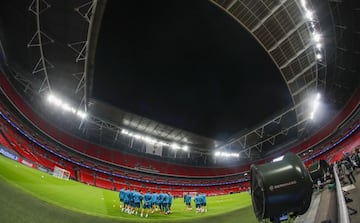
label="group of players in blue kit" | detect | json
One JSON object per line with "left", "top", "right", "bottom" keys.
{"left": 184, "top": 192, "right": 208, "bottom": 213}
{"left": 119, "top": 188, "right": 173, "bottom": 218}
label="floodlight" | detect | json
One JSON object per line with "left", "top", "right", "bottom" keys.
{"left": 316, "top": 53, "right": 322, "bottom": 60}
{"left": 143, "top": 136, "right": 153, "bottom": 144}
{"left": 309, "top": 93, "right": 321, "bottom": 120}
{"left": 47, "top": 94, "right": 55, "bottom": 102}
{"left": 182, "top": 145, "right": 189, "bottom": 151}
{"left": 300, "top": 0, "right": 306, "bottom": 8}
{"left": 214, "top": 151, "right": 239, "bottom": 158}
{"left": 121, "top": 128, "right": 175, "bottom": 148}
{"left": 61, "top": 103, "right": 71, "bottom": 111}
{"left": 313, "top": 33, "right": 321, "bottom": 42}
{"left": 272, "top": 155, "right": 284, "bottom": 162}
{"left": 171, "top": 143, "right": 180, "bottom": 150}
{"left": 251, "top": 152, "right": 313, "bottom": 222}
{"left": 76, "top": 110, "right": 87, "bottom": 119}
{"left": 53, "top": 97, "right": 63, "bottom": 106}
{"left": 310, "top": 111, "right": 315, "bottom": 120}
{"left": 305, "top": 11, "right": 313, "bottom": 20}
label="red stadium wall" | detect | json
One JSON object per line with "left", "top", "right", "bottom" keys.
{"left": 314, "top": 131, "right": 360, "bottom": 164}
{"left": 0, "top": 107, "right": 250, "bottom": 196}
{"left": 0, "top": 72, "right": 359, "bottom": 177}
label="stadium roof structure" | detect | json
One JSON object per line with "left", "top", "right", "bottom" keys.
{"left": 0, "top": 0, "right": 359, "bottom": 162}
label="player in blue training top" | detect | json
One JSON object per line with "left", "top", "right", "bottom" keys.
{"left": 201, "top": 193, "right": 207, "bottom": 213}
{"left": 162, "top": 192, "right": 169, "bottom": 214}
{"left": 123, "top": 188, "right": 130, "bottom": 213}
{"left": 132, "top": 189, "right": 143, "bottom": 215}
{"left": 128, "top": 189, "right": 135, "bottom": 214}
{"left": 141, "top": 191, "right": 152, "bottom": 218}
{"left": 185, "top": 193, "right": 192, "bottom": 210}
{"left": 151, "top": 191, "right": 158, "bottom": 213}
{"left": 119, "top": 187, "right": 125, "bottom": 211}
{"left": 194, "top": 193, "right": 202, "bottom": 213}
{"left": 198, "top": 193, "right": 205, "bottom": 213}
{"left": 157, "top": 191, "right": 164, "bottom": 212}
{"left": 167, "top": 192, "right": 173, "bottom": 214}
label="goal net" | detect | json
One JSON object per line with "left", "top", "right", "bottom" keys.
{"left": 53, "top": 166, "right": 70, "bottom": 180}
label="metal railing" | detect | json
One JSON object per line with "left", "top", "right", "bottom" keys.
{"left": 333, "top": 164, "right": 350, "bottom": 223}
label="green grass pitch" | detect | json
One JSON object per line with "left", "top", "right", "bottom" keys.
{"left": 0, "top": 154, "right": 259, "bottom": 223}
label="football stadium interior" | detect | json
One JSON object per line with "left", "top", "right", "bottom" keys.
{"left": 0, "top": 0, "right": 359, "bottom": 222}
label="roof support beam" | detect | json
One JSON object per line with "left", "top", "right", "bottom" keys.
{"left": 70, "top": 0, "right": 97, "bottom": 112}
{"left": 28, "top": 0, "right": 53, "bottom": 94}
{"left": 287, "top": 61, "right": 317, "bottom": 83}
{"left": 268, "top": 20, "right": 307, "bottom": 53}
{"left": 251, "top": 0, "right": 288, "bottom": 33}
{"left": 292, "top": 79, "right": 316, "bottom": 96}
{"left": 280, "top": 42, "right": 313, "bottom": 69}
{"left": 226, "top": 0, "right": 237, "bottom": 10}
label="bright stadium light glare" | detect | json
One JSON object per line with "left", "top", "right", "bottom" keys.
{"left": 53, "top": 97, "right": 63, "bottom": 106}
{"left": 300, "top": 0, "right": 324, "bottom": 64}
{"left": 305, "top": 10, "right": 313, "bottom": 20}
{"left": 310, "top": 111, "right": 315, "bottom": 120}
{"left": 61, "top": 103, "right": 71, "bottom": 111}
{"left": 182, "top": 145, "right": 189, "bottom": 151}
{"left": 171, "top": 143, "right": 180, "bottom": 150}
{"left": 46, "top": 94, "right": 86, "bottom": 119}
{"left": 316, "top": 53, "right": 322, "bottom": 60}
{"left": 300, "top": 0, "right": 306, "bottom": 8}
{"left": 313, "top": 100, "right": 320, "bottom": 111}
{"left": 272, "top": 155, "right": 284, "bottom": 162}
{"left": 76, "top": 110, "right": 87, "bottom": 119}
{"left": 309, "top": 93, "right": 321, "bottom": 120}
{"left": 214, "top": 151, "right": 239, "bottom": 158}
{"left": 313, "top": 33, "right": 321, "bottom": 42}
{"left": 121, "top": 128, "right": 191, "bottom": 151}
{"left": 47, "top": 94, "right": 55, "bottom": 103}
{"left": 144, "top": 136, "right": 154, "bottom": 144}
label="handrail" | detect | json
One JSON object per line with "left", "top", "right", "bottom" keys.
{"left": 333, "top": 164, "right": 350, "bottom": 223}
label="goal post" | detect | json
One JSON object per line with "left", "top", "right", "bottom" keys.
{"left": 53, "top": 166, "right": 70, "bottom": 180}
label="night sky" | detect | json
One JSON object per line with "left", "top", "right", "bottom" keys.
{"left": 93, "top": 0, "right": 292, "bottom": 140}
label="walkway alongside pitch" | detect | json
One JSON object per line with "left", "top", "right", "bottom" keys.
{"left": 295, "top": 184, "right": 337, "bottom": 223}
{"left": 346, "top": 169, "right": 360, "bottom": 223}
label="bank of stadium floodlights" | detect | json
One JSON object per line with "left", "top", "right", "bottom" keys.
{"left": 211, "top": 0, "right": 326, "bottom": 159}
{"left": 26, "top": 0, "right": 97, "bottom": 120}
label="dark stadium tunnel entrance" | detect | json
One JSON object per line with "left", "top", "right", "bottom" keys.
{"left": 93, "top": 0, "right": 292, "bottom": 140}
